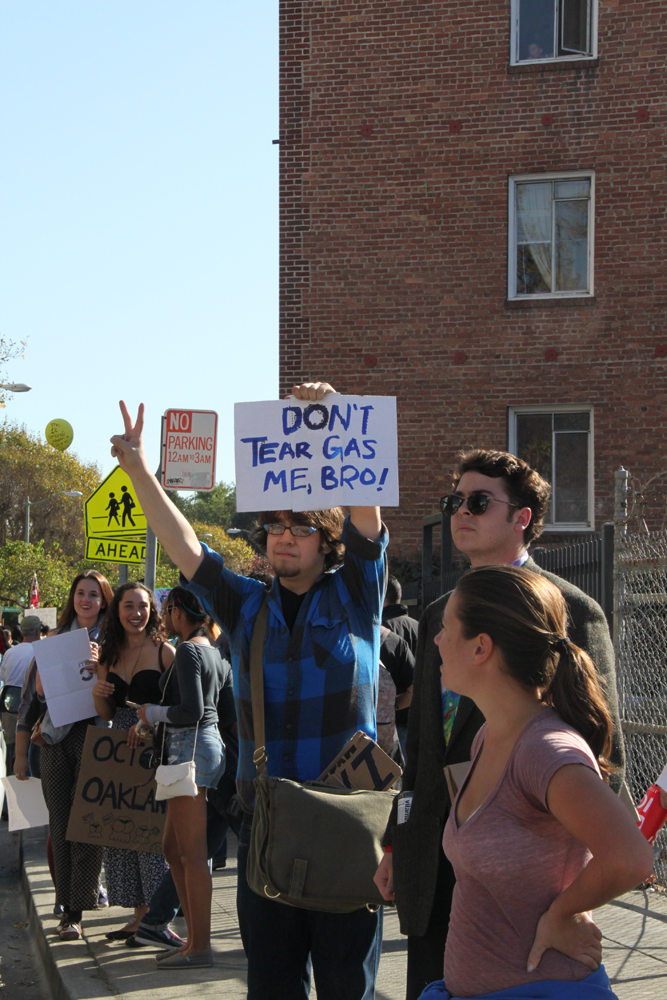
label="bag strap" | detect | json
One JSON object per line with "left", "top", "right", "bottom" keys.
{"left": 250, "top": 599, "right": 270, "bottom": 776}
{"left": 159, "top": 662, "right": 176, "bottom": 762}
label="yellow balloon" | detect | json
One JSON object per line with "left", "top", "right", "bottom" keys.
{"left": 45, "top": 419, "right": 74, "bottom": 451}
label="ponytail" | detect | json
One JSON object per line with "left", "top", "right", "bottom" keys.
{"left": 543, "top": 641, "right": 614, "bottom": 781}
{"left": 455, "top": 566, "right": 616, "bottom": 783}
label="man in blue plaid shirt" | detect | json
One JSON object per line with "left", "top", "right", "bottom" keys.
{"left": 111, "top": 381, "right": 388, "bottom": 1000}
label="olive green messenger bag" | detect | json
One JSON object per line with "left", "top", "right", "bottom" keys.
{"left": 246, "top": 600, "right": 397, "bottom": 913}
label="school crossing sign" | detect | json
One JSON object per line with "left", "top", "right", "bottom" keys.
{"left": 85, "top": 467, "right": 159, "bottom": 565}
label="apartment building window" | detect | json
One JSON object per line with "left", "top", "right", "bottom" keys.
{"left": 512, "top": 0, "right": 596, "bottom": 64}
{"left": 508, "top": 173, "right": 594, "bottom": 300}
{"left": 508, "top": 406, "right": 594, "bottom": 530}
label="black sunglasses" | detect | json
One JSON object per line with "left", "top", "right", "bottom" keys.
{"left": 439, "top": 492, "right": 518, "bottom": 517}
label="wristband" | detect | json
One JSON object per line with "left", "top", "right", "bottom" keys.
{"left": 384, "top": 845, "right": 393, "bottom": 853}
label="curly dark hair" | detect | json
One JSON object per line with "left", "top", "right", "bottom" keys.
{"left": 251, "top": 508, "right": 346, "bottom": 570}
{"left": 99, "top": 581, "right": 165, "bottom": 668}
{"left": 453, "top": 449, "right": 551, "bottom": 545}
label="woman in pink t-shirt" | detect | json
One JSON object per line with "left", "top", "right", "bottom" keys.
{"left": 420, "top": 566, "right": 653, "bottom": 1000}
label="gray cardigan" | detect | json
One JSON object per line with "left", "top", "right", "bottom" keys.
{"left": 384, "top": 557, "right": 625, "bottom": 938}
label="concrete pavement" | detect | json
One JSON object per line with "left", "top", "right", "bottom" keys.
{"left": 18, "top": 825, "right": 667, "bottom": 1000}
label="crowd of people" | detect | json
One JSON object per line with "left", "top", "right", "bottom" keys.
{"left": 0, "top": 379, "right": 653, "bottom": 1000}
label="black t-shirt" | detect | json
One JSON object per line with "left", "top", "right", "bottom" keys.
{"left": 279, "top": 583, "right": 307, "bottom": 633}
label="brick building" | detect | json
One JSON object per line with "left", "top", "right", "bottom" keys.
{"left": 278, "top": 1, "right": 666, "bottom": 564}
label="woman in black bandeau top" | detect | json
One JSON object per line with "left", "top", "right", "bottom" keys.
{"left": 94, "top": 581, "right": 175, "bottom": 941}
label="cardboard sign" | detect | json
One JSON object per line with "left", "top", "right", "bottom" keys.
{"left": 319, "top": 730, "right": 402, "bottom": 791}
{"left": 161, "top": 409, "right": 218, "bottom": 491}
{"left": 32, "top": 629, "right": 95, "bottom": 728}
{"left": 1, "top": 776, "right": 49, "bottom": 832}
{"left": 66, "top": 726, "right": 166, "bottom": 854}
{"left": 234, "top": 394, "right": 399, "bottom": 512}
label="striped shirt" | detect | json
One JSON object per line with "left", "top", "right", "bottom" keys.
{"left": 184, "top": 517, "right": 388, "bottom": 812}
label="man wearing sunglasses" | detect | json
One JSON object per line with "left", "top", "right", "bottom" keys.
{"left": 374, "top": 448, "right": 624, "bottom": 1000}
{"left": 110, "top": 382, "right": 387, "bottom": 1000}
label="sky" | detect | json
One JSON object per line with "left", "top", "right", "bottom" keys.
{"left": 0, "top": 1, "right": 278, "bottom": 485}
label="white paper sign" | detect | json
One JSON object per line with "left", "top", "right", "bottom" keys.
{"left": 1, "top": 776, "right": 49, "bottom": 831}
{"left": 33, "top": 630, "right": 95, "bottom": 728}
{"left": 234, "top": 394, "right": 399, "bottom": 512}
{"left": 161, "top": 408, "right": 218, "bottom": 491}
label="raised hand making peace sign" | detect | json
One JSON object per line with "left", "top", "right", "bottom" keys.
{"left": 110, "top": 401, "right": 148, "bottom": 477}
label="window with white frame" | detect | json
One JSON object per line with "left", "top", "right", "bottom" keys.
{"left": 511, "top": 0, "right": 596, "bottom": 64}
{"left": 508, "top": 173, "right": 594, "bottom": 300}
{"left": 508, "top": 406, "right": 594, "bottom": 529}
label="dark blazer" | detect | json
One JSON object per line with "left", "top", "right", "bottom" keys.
{"left": 384, "top": 557, "right": 625, "bottom": 938}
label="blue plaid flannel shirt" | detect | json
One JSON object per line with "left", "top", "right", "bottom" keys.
{"left": 184, "top": 516, "right": 388, "bottom": 812}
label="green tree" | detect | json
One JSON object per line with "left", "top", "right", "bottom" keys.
{"left": 0, "top": 337, "right": 28, "bottom": 409}
{"left": 0, "top": 422, "right": 100, "bottom": 554}
{"left": 176, "top": 482, "right": 257, "bottom": 532}
{"left": 0, "top": 541, "right": 73, "bottom": 610}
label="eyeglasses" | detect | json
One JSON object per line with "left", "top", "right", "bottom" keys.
{"left": 164, "top": 605, "right": 174, "bottom": 615}
{"left": 264, "top": 523, "right": 318, "bottom": 537}
{"left": 439, "top": 492, "right": 518, "bottom": 517}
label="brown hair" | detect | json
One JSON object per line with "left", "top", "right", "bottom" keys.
{"left": 454, "top": 566, "right": 614, "bottom": 781}
{"left": 99, "top": 582, "right": 165, "bottom": 668}
{"left": 251, "top": 508, "right": 346, "bottom": 570}
{"left": 57, "top": 570, "right": 114, "bottom": 630}
{"left": 453, "top": 449, "right": 551, "bottom": 544}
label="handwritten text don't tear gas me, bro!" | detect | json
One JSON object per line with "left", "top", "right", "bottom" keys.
{"left": 240, "top": 401, "right": 389, "bottom": 496}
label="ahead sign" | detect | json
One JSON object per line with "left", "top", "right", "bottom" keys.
{"left": 161, "top": 409, "right": 218, "bottom": 491}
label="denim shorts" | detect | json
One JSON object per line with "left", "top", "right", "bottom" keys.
{"left": 165, "top": 724, "right": 225, "bottom": 789}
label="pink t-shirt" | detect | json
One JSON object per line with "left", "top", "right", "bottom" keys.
{"left": 443, "top": 707, "right": 600, "bottom": 998}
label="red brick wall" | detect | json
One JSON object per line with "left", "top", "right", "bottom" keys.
{"left": 279, "top": 1, "right": 667, "bottom": 560}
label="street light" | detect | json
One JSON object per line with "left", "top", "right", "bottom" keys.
{"left": 0, "top": 383, "right": 32, "bottom": 392}
{"left": 24, "top": 491, "right": 83, "bottom": 544}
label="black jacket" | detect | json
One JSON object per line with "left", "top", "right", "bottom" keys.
{"left": 382, "top": 603, "right": 419, "bottom": 655}
{"left": 384, "top": 558, "right": 625, "bottom": 938}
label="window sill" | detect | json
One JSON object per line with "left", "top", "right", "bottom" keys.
{"left": 540, "top": 525, "right": 596, "bottom": 534}
{"left": 507, "top": 58, "right": 599, "bottom": 75}
{"left": 505, "top": 296, "right": 596, "bottom": 310}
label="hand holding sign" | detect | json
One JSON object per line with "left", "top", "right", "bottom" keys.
{"left": 235, "top": 383, "right": 399, "bottom": 513}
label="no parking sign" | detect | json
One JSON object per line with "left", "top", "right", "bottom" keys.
{"left": 161, "top": 409, "right": 218, "bottom": 491}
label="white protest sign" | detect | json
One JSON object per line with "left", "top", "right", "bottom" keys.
{"left": 33, "top": 629, "right": 95, "bottom": 728}
{"left": 161, "top": 409, "right": 218, "bottom": 491}
{"left": 1, "top": 776, "right": 49, "bottom": 831}
{"left": 234, "top": 394, "right": 398, "bottom": 512}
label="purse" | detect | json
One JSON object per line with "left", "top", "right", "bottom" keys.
{"left": 152, "top": 659, "right": 199, "bottom": 800}
{"left": 30, "top": 714, "right": 47, "bottom": 747}
{"left": 154, "top": 720, "right": 199, "bottom": 800}
{"left": 246, "top": 600, "right": 397, "bottom": 913}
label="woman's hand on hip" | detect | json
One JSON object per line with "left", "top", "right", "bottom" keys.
{"left": 527, "top": 908, "right": 602, "bottom": 973}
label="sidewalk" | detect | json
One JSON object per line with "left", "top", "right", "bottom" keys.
{"left": 19, "top": 826, "right": 667, "bottom": 1000}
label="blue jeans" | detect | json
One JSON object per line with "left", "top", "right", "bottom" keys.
{"left": 142, "top": 798, "right": 239, "bottom": 927}
{"left": 236, "top": 822, "right": 383, "bottom": 1000}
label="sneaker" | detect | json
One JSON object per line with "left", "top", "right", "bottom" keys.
{"left": 212, "top": 859, "right": 227, "bottom": 870}
{"left": 58, "top": 922, "right": 82, "bottom": 941}
{"left": 132, "top": 925, "right": 186, "bottom": 950}
{"left": 53, "top": 903, "right": 64, "bottom": 916}
{"left": 97, "top": 887, "right": 109, "bottom": 908}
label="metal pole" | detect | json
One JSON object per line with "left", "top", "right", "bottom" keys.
{"left": 612, "top": 468, "right": 629, "bottom": 719}
{"left": 118, "top": 565, "right": 128, "bottom": 585}
{"left": 601, "top": 521, "right": 614, "bottom": 630}
{"left": 24, "top": 498, "right": 30, "bottom": 544}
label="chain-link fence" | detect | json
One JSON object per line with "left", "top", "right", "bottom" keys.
{"left": 614, "top": 469, "right": 667, "bottom": 885}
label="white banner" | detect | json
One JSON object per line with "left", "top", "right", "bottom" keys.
{"left": 234, "top": 395, "right": 399, "bottom": 512}
{"left": 33, "top": 629, "right": 96, "bottom": 728}
{"left": 1, "top": 776, "right": 49, "bottom": 831}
